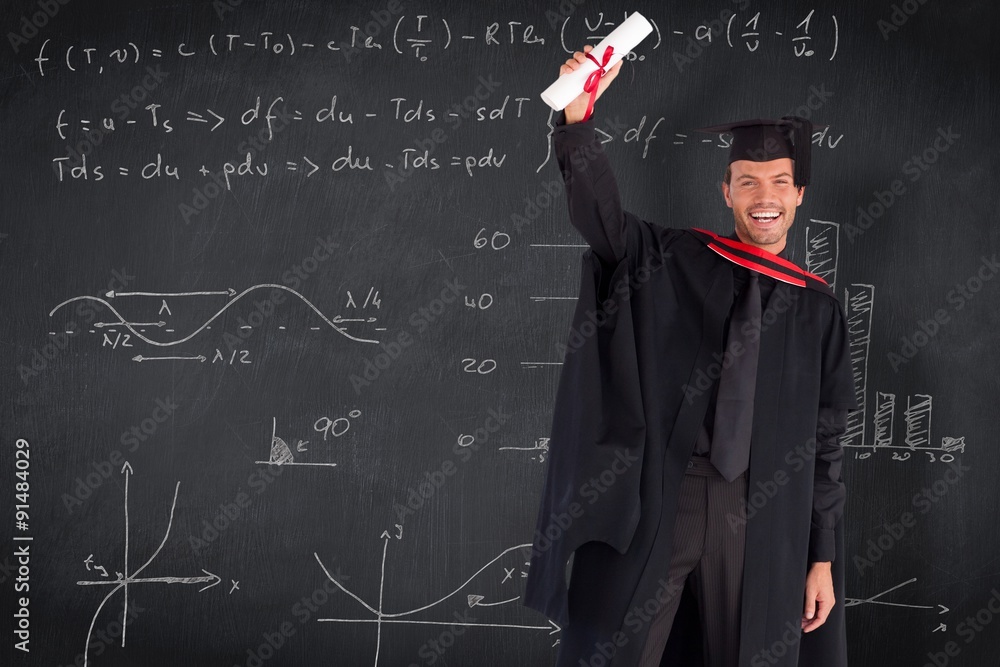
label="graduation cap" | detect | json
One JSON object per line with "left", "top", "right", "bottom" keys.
{"left": 693, "top": 116, "right": 820, "bottom": 187}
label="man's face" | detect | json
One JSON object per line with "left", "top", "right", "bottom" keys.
{"left": 721, "top": 157, "right": 804, "bottom": 254}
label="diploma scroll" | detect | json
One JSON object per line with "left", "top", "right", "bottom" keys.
{"left": 539, "top": 12, "right": 654, "bottom": 112}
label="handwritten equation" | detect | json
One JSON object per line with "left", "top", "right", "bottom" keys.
{"left": 33, "top": 16, "right": 553, "bottom": 76}
{"left": 31, "top": 9, "right": 843, "bottom": 79}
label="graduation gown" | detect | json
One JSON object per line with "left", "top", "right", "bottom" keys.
{"left": 522, "top": 120, "right": 859, "bottom": 667}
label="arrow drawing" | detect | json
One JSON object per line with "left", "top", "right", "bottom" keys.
{"left": 286, "top": 157, "right": 320, "bottom": 176}
{"left": 844, "top": 578, "right": 945, "bottom": 612}
{"left": 78, "top": 571, "right": 222, "bottom": 592}
{"left": 185, "top": 109, "right": 225, "bottom": 131}
{"left": 94, "top": 321, "right": 165, "bottom": 328}
{"left": 467, "top": 594, "right": 520, "bottom": 608}
{"left": 106, "top": 288, "right": 236, "bottom": 298}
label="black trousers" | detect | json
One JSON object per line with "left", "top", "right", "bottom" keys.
{"left": 638, "top": 456, "right": 748, "bottom": 667}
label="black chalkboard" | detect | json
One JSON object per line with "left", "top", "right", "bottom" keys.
{"left": 2, "top": 0, "right": 998, "bottom": 665}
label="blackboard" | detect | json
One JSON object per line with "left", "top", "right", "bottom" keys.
{"left": 2, "top": 0, "right": 998, "bottom": 665}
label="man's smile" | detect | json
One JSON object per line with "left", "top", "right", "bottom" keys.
{"left": 748, "top": 209, "right": 785, "bottom": 229}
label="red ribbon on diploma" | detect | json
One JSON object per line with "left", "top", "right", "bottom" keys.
{"left": 581, "top": 45, "right": 617, "bottom": 122}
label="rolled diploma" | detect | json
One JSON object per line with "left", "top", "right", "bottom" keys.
{"left": 539, "top": 12, "right": 654, "bottom": 112}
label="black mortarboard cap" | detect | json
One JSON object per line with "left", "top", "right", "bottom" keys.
{"left": 693, "top": 116, "right": 821, "bottom": 186}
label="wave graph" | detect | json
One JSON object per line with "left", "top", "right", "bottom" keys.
{"left": 49, "top": 283, "right": 381, "bottom": 346}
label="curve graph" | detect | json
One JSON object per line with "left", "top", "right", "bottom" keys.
{"left": 49, "top": 283, "right": 380, "bottom": 345}
{"left": 75, "top": 464, "right": 221, "bottom": 667}
{"left": 314, "top": 535, "right": 559, "bottom": 666}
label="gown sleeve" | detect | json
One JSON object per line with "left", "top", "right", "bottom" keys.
{"left": 552, "top": 109, "right": 634, "bottom": 267}
{"left": 524, "top": 113, "right": 656, "bottom": 626}
{"left": 818, "top": 298, "right": 860, "bottom": 410}
{"left": 809, "top": 406, "right": 848, "bottom": 563}
{"left": 809, "top": 297, "right": 860, "bottom": 562}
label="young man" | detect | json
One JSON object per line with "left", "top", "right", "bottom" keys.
{"left": 524, "top": 46, "right": 858, "bottom": 667}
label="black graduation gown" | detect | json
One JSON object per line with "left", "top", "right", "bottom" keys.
{"left": 522, "top": 216, "right": 859, "bottom": 666}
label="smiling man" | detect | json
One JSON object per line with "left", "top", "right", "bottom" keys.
{"left": 524, "top": 47, "right": 859, "bottom": 667}
{"left": 726, "top": 158, "right": 800, "bottom": 251}
{"left": 709, "top": 117, "right": 810, "bottom": 254}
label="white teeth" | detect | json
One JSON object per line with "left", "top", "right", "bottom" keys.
{"left": 751, "top": 212, "right": 780, "bottom": 219}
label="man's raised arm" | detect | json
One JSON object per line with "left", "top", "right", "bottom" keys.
{"left": 551, "top": 45, "right": 628, "bottom": 266}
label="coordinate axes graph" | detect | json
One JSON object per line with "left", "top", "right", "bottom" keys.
{"left": 48, "top": 284, "right": 382, "bottom": 362}
{"left": 313, "top": 534, "right": 559, "bottom": 666}
{"left": 75, "top": 463, "right": 220, "bottom": 667}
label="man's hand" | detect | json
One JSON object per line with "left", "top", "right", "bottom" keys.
{"left": 802, "top": 561, "right": 835, "bottom": 632}
{"left": 560, "top": 44, "right": 624, "bottom": 124}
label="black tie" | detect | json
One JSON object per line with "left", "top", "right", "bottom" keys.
{"left": 711, "top": 270, "right": 761, "bottom": 482}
